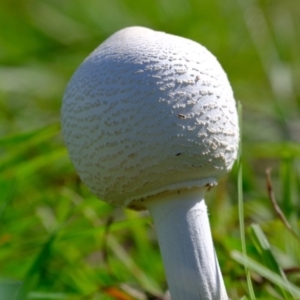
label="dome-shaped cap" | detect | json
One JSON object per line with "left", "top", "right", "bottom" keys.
{"left": 62, "top": 26, "right": 239, "bottom": 210}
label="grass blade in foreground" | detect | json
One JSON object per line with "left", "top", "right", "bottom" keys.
{"left": 231, "top": 250, "right": 300, "bottom": 298}
{"left": 249, "top": 223, "right": 295, "bottom": 299}
{"left": 237, "top": 102, "right": 256, "bottom": 300}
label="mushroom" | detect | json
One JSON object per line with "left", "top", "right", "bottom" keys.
{"left": 62, "top": 27, "right": 239, "bottom": 300}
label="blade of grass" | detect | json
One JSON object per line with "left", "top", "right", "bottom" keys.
{"left": 124, "top": 210, "right": 156, "bottom": 275}
{"left": 18, "top": 231, "right": 58, "bottom": 299}
{"left": 0, "top": 281, "right": 22, "bottom": 300}
{"left": 237, "top": 102, "right": 256, "bottom": 300}
{"left": 231, "top": 250, "right": 300, "bottom": 298}
{"left": 248, "top": 142, "right": 300, "bottom": 159}
{"left": 107, "top": 235, "right": 162, "bottom": 297}
{"left": 27, "top": 292, "right": 67, "bottom": 299}
{"left": 3, "top": 148, "right": 67, "bottom": 179}
{"left": 0, "top": 124, "right": 63, "bottom": 177}
{"left": 249, "top": 223, "right": 295, "bottom": 299}
{"left": 0, "top": 124, "right": 60, "bottom": 147}
{"left": 0, "top": 179, "right": 16, "bottom": 219}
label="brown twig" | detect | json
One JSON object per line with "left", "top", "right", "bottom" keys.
{"left": 283, "top": 266, "right": 300, "bottom": 275}
{"left": 266, "top": 168, "right": 300, "bottom": 244}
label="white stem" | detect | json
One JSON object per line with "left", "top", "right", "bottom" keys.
{"left": 145, "top": 188, "right": 228, "bottom": 300}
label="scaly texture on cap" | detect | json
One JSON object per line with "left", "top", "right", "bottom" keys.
{"left": 62, "top": 26, "right": 239, "bottom": 210}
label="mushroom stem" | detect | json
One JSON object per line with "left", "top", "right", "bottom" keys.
{"left": 145, "top": 188, "right": 228, "bottom": 300}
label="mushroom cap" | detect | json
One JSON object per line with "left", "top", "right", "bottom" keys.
{"left": 62, "top": 26, "right": 239, "bottom": 210}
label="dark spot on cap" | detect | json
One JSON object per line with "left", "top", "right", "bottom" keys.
{"left": 205, "top": 183, "right": 213, "bottom": 191}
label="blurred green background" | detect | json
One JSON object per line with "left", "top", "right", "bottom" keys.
{"left": 0, "top": 0, "right": 299, "bottom": 299}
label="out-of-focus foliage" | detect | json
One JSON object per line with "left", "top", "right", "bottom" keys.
{"left": 0, "top": 0, "right": 299, "bottom": 299}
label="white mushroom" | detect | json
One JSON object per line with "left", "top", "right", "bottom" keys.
{"left": 62, "top": 26, "right": 239, "bottom": 300}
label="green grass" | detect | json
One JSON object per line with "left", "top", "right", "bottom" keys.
{"left": 1, "top": 0, "right": 300, "bottom": 299}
